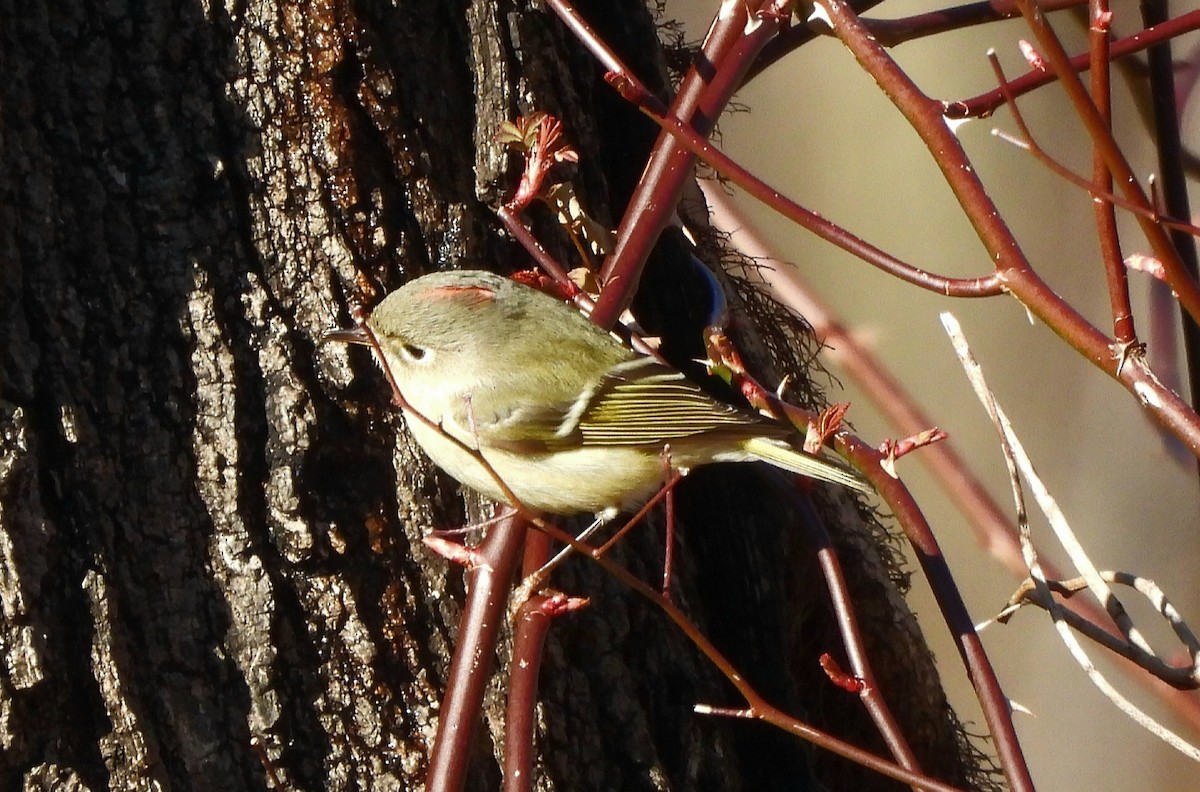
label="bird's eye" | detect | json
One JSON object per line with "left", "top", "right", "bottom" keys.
{"left": 400, "top": 343, "right": 428, "bottom": 362}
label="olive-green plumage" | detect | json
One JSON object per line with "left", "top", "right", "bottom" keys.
{"left": 336, "top": 270, "right": 868, "bottom": 515}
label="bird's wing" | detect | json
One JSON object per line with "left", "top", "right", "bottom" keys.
{"left": 570, "top": 357, "right": 763, "bottom": 446}
{"left": 458, "top": 357, "right": 770, "bottom": 452}
{"left": 577, "top": 359, "right": 869, "bottom": 491}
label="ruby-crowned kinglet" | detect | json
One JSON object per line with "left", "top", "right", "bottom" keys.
{"left": 327, "top": 270, "right": 869, "bottom": 516}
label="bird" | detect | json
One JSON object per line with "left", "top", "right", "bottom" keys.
{"left": 325, "top": 269, "right": 869, "bottom": 516}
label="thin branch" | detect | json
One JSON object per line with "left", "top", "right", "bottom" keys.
{"left": 503, "top": 530, "right": 556, "bottom": 792}
{"left": 797, "top": 497, "right": 925, "bottom": 776}
{"left": 496, "top": 204, "right": 578, "bottom": 294}
{"left": 1011, "top": 0, "right": 1200, "bottom": 325}
{"left": 815, "top": 0, "right": 1200, "bottom": 458}
{"left": 702, "top": 180, "right": 1026, "bottom": 564}
{"left": 949, "top": 10, "right": 1200, "bottom": 119}
{"left": 705, "top": 179, "right": 1200, "bottom": 727}
{"left": 597, "top": 0, "right": 785, "bottom": 328}
{"left": 426, "top": 511, "right": 529, "bottom": 792}
{"left": 987, "top": 124, "right": 1200, "bottom": 238}
{"left": 942, "top": 312, "right": 1200, "bottom": 762}
{"left": 528, "top": 519, "right": 971, "bottom": 792}
{"left": 611, "top": 80, "right": 1006, "bottom": 297}
{"left": 1088, "top": 0, "right": 1136, "bottom": 345}
{"left": 996, "top": 571, "right": 1200, "bottom": 689}
{"left": 863, "top": 0, "right": 1085, "bottom": 47}
{"left": 1140, "top": 0, "right": 1200, "bottom": 422}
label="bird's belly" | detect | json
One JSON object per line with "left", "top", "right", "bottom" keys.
{"left": 405, "top": 416, "right": 667, "bottom": 515}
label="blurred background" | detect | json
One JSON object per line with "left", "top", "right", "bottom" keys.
{"left": 666, "top": 1, "right": 1200, "bottom": 789}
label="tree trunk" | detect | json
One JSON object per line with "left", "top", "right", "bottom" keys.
{"left": 0, "top": 1, "right": 985, "bottom": 789}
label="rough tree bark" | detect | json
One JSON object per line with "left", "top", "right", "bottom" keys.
{"left": 0, "top": 1, "right": 987, "bottom": 789}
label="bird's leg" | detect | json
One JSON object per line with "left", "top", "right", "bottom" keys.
{"left": 512, "top": 513, "right": 611, "bottom": 609}
{"left": 517, "top": 457, "right": 686, "bottom": 602}
{"left": 593, "top": 465, "right": 683, "bottom": 559}
{"left": 659, "top": 445, "right": 677, "bottom": 598}
{"left": 515, "top": 454, "right": 687, "bottom": 609}
{"left": 428, "top": 509, "right": 512, "bottom": 539}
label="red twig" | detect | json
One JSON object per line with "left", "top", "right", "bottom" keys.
{"left": 426, "top": 512, "right": 528, "bottom": 792}
{"left": 814, "top": 0, "right": 1200, "bottom": 455}
{"left": 863, "top": 0, "right": 1084, "bottom": 46}
{"left": 544, "top": 0, "right": 787, "bottom": 328}
{"left": 1138, "top": 0, "right": 1200, "bottom": 425}
{"left": 1011, "top": 0, "right": 1200, "bottom": 326}
{"left": 660, "top": 447, "right": 677, "bottom": 596}
{"left": 581, "top": 36, "right": 1007, "bottom": 297}
{"left": 987, "top": 123, "right": 1200, "bottom": 238}
{"left": 594, "top": 472, "right": 683, "bottom": 558}
{"left": 530, "top": 519, "right": 971, "bottom": 792}
{"left": 798, "top": 498, "right": 924, "bottom": 775}
{"left": 950, "top": 10, "right": 1200, "bottom": 118}
{"left": 1087, "top": 0, "right": 1136, "bottom": 345}
{"left": 503, "top": 530, "right": 557, "bottom": 792}
{"left": 707, "top": 184, "right": 1200, "bottom": 733}
{"left": 703, "top": 182, "right": 1025, "bottom": 572}
{"left": 496, "top": 204, "right": 579, "bottom": 295}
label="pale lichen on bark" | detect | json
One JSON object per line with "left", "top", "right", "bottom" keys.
{"left": 0, "top": 406, "right": 48, "bottom": 730}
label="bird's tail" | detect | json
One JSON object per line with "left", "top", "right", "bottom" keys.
{"left": 742, "top": 437, "right": 872, "bottom": 494}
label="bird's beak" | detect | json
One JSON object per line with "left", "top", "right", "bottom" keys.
{"left": 322, "top": 325, "right": 372, "bottom": 346}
